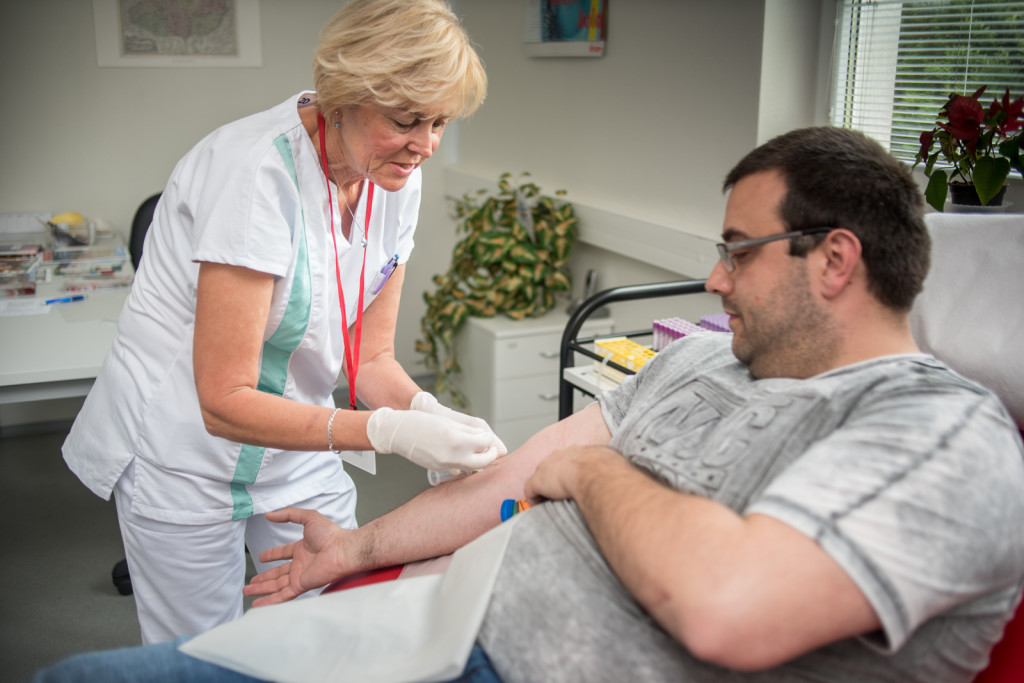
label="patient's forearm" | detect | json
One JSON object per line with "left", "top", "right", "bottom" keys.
{"left": 351, "top": 402, "right": 611, "bottom": 571}
{"left": 353, "top": 461, "right": 520, "bottom": 569}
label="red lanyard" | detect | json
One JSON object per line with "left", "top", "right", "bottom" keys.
{"left": 318, "top": 112, "right": 374, "bottom": 410}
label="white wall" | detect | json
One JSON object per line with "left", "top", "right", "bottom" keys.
{"left": 440, "top": 1, "right": 777, "bottom": 332}
{"left": 758, "top": 0, "right": 830, "bottom": 144}
{"left": 452, "top": 1, "right": 764, "bottom": 242}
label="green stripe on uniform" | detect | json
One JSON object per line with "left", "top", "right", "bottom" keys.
{"left": 230, "top": 135, "right": 312, "bottom": 520}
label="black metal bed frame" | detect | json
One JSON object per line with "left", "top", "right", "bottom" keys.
{"left": 557, "top": 279, "right": 708, "bottom": 420}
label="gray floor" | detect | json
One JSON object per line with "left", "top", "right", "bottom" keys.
{"left": 0, "top": 422, "right": 431, "bottom": 683}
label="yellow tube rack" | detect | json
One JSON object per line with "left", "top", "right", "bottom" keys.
{"left": 594, "top": 337, "right": 657, "bottom": 372}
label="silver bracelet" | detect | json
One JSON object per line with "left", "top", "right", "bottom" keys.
{"left": 327, "top": 407, "right": 342, "bottom": 454}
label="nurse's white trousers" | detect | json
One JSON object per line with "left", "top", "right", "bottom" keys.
{"left": 113, "top": 460, "right": 358, "bottom": 644}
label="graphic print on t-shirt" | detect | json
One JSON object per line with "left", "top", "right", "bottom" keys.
{"left": 622, "top": 374, "right": 835, "bottom": 510}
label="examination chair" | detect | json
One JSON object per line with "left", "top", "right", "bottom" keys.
{"left": 324, "top": 212, "right": 1024, "bottom": 680}
{"left": 907, "top": 212, "right": 1024, "bottom": 683}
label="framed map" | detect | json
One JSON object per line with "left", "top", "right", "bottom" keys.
{"left": 93, "top": 0, "right": 262, "bottom": 67}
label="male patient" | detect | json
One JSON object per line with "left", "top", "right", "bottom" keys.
{"left": 36, "top": 127, "right": 1024, "bottom": 682}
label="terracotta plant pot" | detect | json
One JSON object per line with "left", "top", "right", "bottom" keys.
{"left": 949, "top": 182, "right": 1007, "bottom": 207}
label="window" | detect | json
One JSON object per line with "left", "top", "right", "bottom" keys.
{"left": 831, "top": 0, "right": 1024, "bottom": 163}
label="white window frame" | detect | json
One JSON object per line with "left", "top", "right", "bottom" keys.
{"left": 830, "top": 0, "right": 1024, "bottom": 163}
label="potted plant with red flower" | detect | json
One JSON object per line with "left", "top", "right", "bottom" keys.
{"left": 915, "top": 86, "right": 1023, "bottom": 211}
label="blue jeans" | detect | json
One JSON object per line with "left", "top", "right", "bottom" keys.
{"left": 32, "top": 638, "right": 502, "bottom": 683}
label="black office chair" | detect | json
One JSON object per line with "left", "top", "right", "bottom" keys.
{"left": 111, "top": 193, "right": 161, "bottom": 596}
{"left": 129, "top": 193, "right": 161, "bottom": 271}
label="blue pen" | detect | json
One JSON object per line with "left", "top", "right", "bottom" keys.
{"left": 45, "top": 295, "right": 85, "bottom": 305}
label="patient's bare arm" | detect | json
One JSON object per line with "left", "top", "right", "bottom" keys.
{"left": 244, "top": 402, "right": 611, "bottom": 606}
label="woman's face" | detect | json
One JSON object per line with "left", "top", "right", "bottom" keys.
{"left": 332, "top": 102, "right": 453, "bottom": 192}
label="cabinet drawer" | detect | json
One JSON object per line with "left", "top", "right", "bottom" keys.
{"left": 493, "top": 374, "right": 561, "bottom": 420}
{"left": 491, "top": 333, "right": 563, "bottom": 380}
{"left": 491, "top": 321, "right": 615, "bottom": 381}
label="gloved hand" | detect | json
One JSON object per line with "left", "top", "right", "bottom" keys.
{"left": 366, "top": 408, "right": 502, "bottom": 471}
{"left": 409, "top": 391, "right": 508, "bottom": 458}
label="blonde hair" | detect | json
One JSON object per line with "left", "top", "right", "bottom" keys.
{"left": 313, "top": 0, "right": 487, "bottom": 119}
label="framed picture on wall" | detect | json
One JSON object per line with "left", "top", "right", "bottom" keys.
{"left": 524, "top": 0, "right": 607, "bottom": 58}
{"left": 93, "top": 0, "right": 262, "bottom": 67}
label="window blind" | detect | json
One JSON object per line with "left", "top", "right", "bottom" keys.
{"left": 831, "top": 0, "right": 1024, "bottom": 163}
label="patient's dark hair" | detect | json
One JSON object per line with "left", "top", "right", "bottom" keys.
{"left": 723, "top": 126, "right": 930, "bottom": 312}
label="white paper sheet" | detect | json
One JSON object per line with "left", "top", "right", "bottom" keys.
{"left": 181, "top": 516, "right": 519, "bottom": 683}
{"left": 0, "top": 299, "right": 50, "bottom": 316}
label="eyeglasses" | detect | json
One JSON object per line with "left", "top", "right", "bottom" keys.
{"left": 715, "top": 227, "right": 835, "bottom": 272}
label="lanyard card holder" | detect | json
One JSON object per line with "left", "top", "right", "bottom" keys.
{"left": 341, "top": 449, "right": 376, "bottom": 475}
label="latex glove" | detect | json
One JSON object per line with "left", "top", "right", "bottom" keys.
{"left": 409, "top": 391, "right": 508, "bottom": 457}
{"left": 366, "top": 408, "right": 501, "bottom": 471}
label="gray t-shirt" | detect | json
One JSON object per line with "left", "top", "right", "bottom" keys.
{"left": 478, "top": 333, "right": 1024, "bottom": 682}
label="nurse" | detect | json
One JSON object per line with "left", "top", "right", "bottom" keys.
{"left": 62, "top": 0, "right": 500, "bottom": 644}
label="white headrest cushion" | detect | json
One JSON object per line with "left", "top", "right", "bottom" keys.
{"left": 909, "top": 212, "right": 1024, "bottom": 426}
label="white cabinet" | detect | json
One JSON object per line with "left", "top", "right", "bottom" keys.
{"left": 453, "top": 309, "right": 614, "bottom": 450}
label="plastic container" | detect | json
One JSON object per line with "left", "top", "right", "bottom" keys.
{"left": 427, "top": 469, "right": 470, "bottom": 486}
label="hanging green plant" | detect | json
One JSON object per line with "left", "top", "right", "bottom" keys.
{"left": 416, "top": 172, "right": 578, "bottom": 406}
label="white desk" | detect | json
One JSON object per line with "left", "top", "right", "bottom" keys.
{"left": 0, "top": 278, "right": 130, "bottom": 405}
